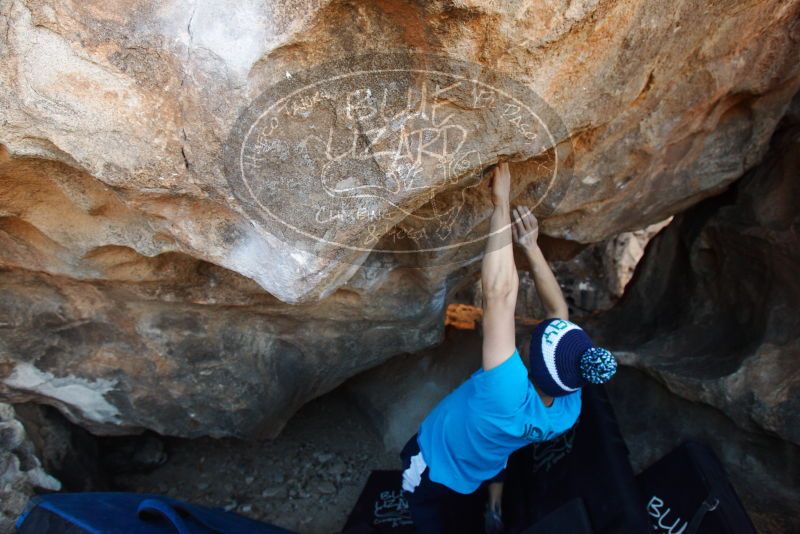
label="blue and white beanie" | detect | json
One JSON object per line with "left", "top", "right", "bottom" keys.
{"left": 528, "top": 318, "right": 617, "bottom": 397}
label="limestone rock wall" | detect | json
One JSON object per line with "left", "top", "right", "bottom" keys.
{"left": 1, "top": 0, "right": 799, "bottom": 437}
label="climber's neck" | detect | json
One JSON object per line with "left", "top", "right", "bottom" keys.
{"left": 534, "top": 383, "right": 554, "bottom": 408}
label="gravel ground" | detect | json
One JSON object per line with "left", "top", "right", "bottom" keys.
{"left": 112, "top": 389, "right": 398, "bottom": 533}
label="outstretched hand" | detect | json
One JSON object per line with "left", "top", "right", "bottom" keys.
{"left": 489, "top": 161, "right": 511, "bottom": 207}
{"left": 512, "top": 205, "right": 539, "bottom": 250}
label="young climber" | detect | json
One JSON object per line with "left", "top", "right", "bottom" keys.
{"left": 399, "top": 161, "right": 618, "bottom": 532}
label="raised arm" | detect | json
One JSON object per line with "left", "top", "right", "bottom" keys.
{"left": 481, "top": 162, "right": 519, "bottom": 371}
{"left": 512, "top": 206, "right": 569, "bottom": 320}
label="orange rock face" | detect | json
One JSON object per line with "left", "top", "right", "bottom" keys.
{"left": 0, "top": 0, "right": 799, "bottom": 437}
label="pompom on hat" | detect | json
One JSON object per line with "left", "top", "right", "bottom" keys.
{"left": 528, "top": 318, "right": 617, "bottom": 397}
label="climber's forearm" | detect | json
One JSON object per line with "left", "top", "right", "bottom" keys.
{"left": 481, "top": 203, "right": 519, "bottom": 370}
{"left": 482, "top": 204, "right": 517, "bottom": 300}
{"left": 522, "top": 244, "right": 568, "bottom": 320}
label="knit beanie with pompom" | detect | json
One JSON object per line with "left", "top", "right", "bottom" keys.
{"left": 528, "top": 318, "right": 617, "bottom": 397}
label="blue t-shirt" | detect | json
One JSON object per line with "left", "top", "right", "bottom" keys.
{"left": 417, "top": 350, "right": 581, "bottom": 494}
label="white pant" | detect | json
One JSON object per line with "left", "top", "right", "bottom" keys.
{"left": 401, "top": 450, "right": 428, "bottom": 493}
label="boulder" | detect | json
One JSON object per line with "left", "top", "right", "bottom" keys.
{"left": 0, "top": 265, "right": 442, "bottom": 437}
{"left": 0, "top": 402, "right": 61, "bottom": 534}
{"left": 346, "top": 327, "right": 482, "bottom": 453}
{"left": 1, "top": 0, "right": 799, "bottom": 437}
{"left": 596, "top": 100, "right": 800, "bottom": 446}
